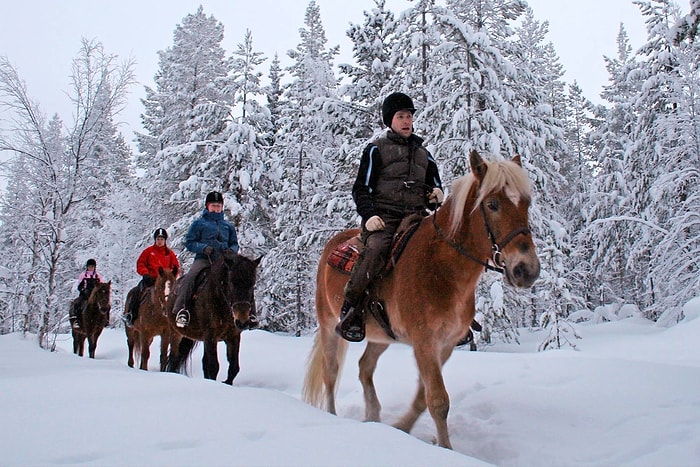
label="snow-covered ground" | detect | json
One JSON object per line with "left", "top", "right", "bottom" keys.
{"left": 2, "top": 298, "right": 699, "bottom": 466}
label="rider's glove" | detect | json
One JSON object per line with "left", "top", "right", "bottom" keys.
{"left": 203, "top": 246, "right": 215, "bottom": 256}
{"left": 365, "top": 215, "right": 385, "bottom": 232}
{"left": 428, "top": 187, "right": 444, "bottom": 204}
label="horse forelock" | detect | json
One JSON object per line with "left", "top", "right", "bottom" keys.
{"left": 213, "top": 254, "right": 257, "bottom": 294}
{"left": 87, "top": 282, "right": 108, "bottom": 302}
{"left": 447, "top": 159, "right": 532, "bottom": 237}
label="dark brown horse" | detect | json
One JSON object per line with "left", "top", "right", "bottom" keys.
{"left": 303, "top": 150, "right": 540, "bottom": 449}
{"left": 125, "top": 267, "right": 177, "bottom": 371}
{"left": 166, "top": 251, "right": 260, "bottom": 384}
{"left": 72, "top": 281, "right": 112, "bottom": 358}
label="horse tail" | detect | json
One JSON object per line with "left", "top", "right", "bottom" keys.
{"left": 131, "top": 329, "right": 143, "bottom": 362}
{"left": 302, "top": 330, "right": 348, "bottom": 410}
{"left": 166, "top": 337, "right": 196, "bottom": 375}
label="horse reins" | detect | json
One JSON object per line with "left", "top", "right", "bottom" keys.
{"left": 214, "top": 260, "right": 253, "bottom": 316}
{"left": 431, "top": 203, "right": 530, "bottom": 275}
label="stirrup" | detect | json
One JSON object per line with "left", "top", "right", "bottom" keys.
{"left": 244, "top": 314, "right": 259, "bottom": 330}
{"left": 175, "top": 309, "right": 190, "bottom": 328}
{"left": 335, "top": 306, "right": 365, "bottom": 342}
{"left": 122, "top": 313, "right": 133, "bottom": 327}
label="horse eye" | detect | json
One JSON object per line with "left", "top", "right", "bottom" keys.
{"left": 487, "top": 199, "right": 499, "bottom": 211}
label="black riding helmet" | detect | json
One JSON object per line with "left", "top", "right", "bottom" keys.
{"left": 382, "top": 92, "right": 416, "bottom": 127}
{"left": 153, "top": 228, "right": 168, "bottom": 240}
{"left": 86, "top": 258, "right": 97, "bottom": 268}
{"left": 205, "top": 191, "right": 224, "bottom": 204}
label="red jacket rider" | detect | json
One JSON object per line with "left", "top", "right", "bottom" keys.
{"left": 137, "top": 240, "right": 180, "bottom": 279}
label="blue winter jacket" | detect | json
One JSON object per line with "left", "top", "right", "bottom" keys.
{"left": 185, "top": 209, "right": 239, "bottom": 260}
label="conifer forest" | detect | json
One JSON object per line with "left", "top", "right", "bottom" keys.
{"left": 0, "top": 0, "right": 698, "bottom": 350}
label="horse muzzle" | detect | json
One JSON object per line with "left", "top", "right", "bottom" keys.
{"left": 231, "top": 301, "right": 252, "bottom": 329}
{"left": 503, "top": 256, "right": 540, "bottom": 288}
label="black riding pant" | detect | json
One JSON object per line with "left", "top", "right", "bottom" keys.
{"left": 344, "top": 217, "right": 400, "bottom": 306}
{"left": 171, "top": 258, "right": 210, "bottom": 313}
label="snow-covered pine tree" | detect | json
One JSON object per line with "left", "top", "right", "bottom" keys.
{"left": 263, "top": 1, "right": 345, "bottom": 333}
{"left": 584, "top": 24, "right": 643, "bottom": 308}
{"left": 672, "top": 0, "right": 700, "bottom": 43}
{"left": 628, "top": 0, "right": 700, "bottom": 322}
{"left": 197, "top": 29, "right": 275, "bottom": 263}
{"left": 264, "top": 53, "right": 285, "bottom": 141}
{"left": 135, "top": 6, "right": 234, "bottom": 233}
{"left": 384, "top": 0, "right": 441, "bottom": 109}
{"left": 338, "top": 0, "right": 397, "bottom": 138}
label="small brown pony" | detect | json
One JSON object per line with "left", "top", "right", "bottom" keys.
{"left": 166, "top": 250, "right": 261, "bottom": 384}
{"left": 303, "top": 150, "right": 540, "bottom": 449}
{"left": 72, "top": 281, "right": 112, "bottom": 358}
{"left": 125, "top": 267, "right": 178, "bottom": 371}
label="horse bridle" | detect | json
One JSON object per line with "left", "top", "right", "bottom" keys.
{"left": 215, "top": 261, "right": 253, "bottom": 316}
{"left": 431, "top": 202, "right": 531, "bottom": 275}
{"left": 94, "top": 289, "right": 111, "bottom": 314}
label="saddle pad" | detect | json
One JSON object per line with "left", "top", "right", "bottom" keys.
{"left": 327, "top": 237, "right": 361, "bottom": 274}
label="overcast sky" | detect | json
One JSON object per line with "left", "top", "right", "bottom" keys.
{"left": 0, "top": 0, "right": 650, "bottom": 146}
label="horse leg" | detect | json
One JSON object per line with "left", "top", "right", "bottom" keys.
{"left": 140, "top": 335, "right": 153, "bottom": 371}
{"left": 393, "top": 378, "right": 426, "bottom": 434}
{"left": 413, "top": 346, "right": 453, "bottom": 449}
{"left": 223, "top": 334, "right": 241, "bottom": 385}
{"left": 126, "top": 328, "right": 135, "bottom": 368}
{"left": 88, "top": 334, "right": 97, "bottom": 358}
{"left": 202, "top": 338, "right": 219, "bottom": 380}
{"left": 159, "top": 331, "right": 170, "bottom": 372}
{"left": 72, "top": 331, "right": 79, "bottom": 355}
{"left": 77, "top": 334, "right": 86, "bottom": 357}
{"left": 359, "top": 341, "right": 389, "bottom": 422}
{"left": 321, "top": 327, "right": 347, "bottom": 415}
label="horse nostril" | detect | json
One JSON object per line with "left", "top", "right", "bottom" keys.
{"left": 513, "top": 263, "right": 525, "bottom": 280}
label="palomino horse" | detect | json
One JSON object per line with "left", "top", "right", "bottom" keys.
{"left": 303, "top": 150, "right": 540, "bottom": 449}
{"left": 125, "top": 267, "right": 178, "bottom": 371}
{"left": 166, "top": 251, "right": 261, "bottom": 384}
{"left": 72, "top": 281, "right": 112, "bottom": 358}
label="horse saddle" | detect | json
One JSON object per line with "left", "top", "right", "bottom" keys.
{"left": 327, "top": 214, "right": 423, "bottom": 275}
{"left": 191, "top": 267, "right": 212, "bottom": 302}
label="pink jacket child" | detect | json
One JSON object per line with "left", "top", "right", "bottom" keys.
{"left": 76, "top": 258, "right": 104, "bottom": 297}
{"left": 70, "top": 258, "right": 104, "bottom": 330}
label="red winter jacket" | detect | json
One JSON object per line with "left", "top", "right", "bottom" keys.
{"left": 136, "top": 244, "right": 180, "bottom": 279}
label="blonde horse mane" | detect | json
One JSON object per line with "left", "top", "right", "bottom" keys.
{"left": 447, "top": 158, "right": 532, "bottom": 237}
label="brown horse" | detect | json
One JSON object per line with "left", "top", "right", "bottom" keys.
{"left": 166, "top": 251, "right": 261, "bottom": 384}
{"left": 303, "top": 150, "right": 540, "bottom": 449}
{"left": 125, "top": 267, "right": 177, "bottom": 371}
{"left": 72, "top": 281, "right": 112, "bottom": 358}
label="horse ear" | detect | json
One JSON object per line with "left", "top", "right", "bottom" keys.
{"left": 173, "top": 266, "right": 179, "bottom": 277}
{"left": 469, "top": 150, "right": 488, "bottom": 181}
{"left": 158, "top": 266, "right": 164, "bottom": 276}
{"left": 254, "top": 255, "right": 263, "bottom": 266}
{"left": 512, "top": 154, "right": 522, "bottom": 167}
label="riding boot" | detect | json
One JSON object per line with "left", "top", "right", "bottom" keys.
{"left": 172, "top": 291, "right": 190, "bottom": 328}
{"left": 75, "top": 303, "right": 84, "bottom": 329}
{"left": 69, "top": 303, "right": 80, "bottom": 329}
{"left": 335, "top": 299, "right": 365, "bottom": 342}
{"left": 245, "top": 310, "right": 259, "bottom": 329}
{"left": 124, "top": 287, "right": 141, "bottom": 327}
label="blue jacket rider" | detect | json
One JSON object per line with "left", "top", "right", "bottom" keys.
{"left": 172, "top": 191, "right": 249, "bottom": 328}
